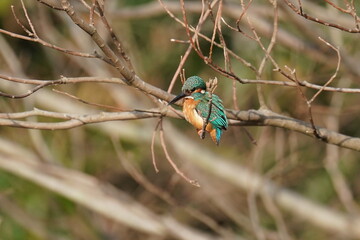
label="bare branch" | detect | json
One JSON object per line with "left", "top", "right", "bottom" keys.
{"left": 95, "top": 0, "right": 134, "bottom": 71}
{"left": 159, "top": 122, "right": 200, "bottom": 187}
{"left": 36, "top": 0, "right": 63, "bottom": 10}
{"left": 52, "top": 89, "right": 124, "bottom": 111}
{"left": 151, "top": 119, "right": 161, "bottom": 173}
{"left": 283, "top": 0, "right": 360, "bottom": 33}
{"left": 309, "top": 37, "right": 341, "bottom": 104}
{"left": 0, "top": 28, "right": 102, "bottom": 59}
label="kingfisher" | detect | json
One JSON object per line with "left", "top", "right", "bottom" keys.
{"left": 169, "top": 76, "right": 228, "bottom": 145}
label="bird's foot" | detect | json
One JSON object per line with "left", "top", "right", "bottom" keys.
{"left": 197, "top": 129, "right": 206, "bottom": 139}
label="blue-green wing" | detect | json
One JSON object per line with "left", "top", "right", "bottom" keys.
{"left": 194, "top": 93, "right": 228, "bottom": 130}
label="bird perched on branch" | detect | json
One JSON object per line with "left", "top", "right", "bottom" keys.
{"left": 169, "top": 76, "right": 228, "bottom": 145}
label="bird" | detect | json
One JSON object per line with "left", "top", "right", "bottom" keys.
{"left": 169, "top": 76, "right": 228, "bottom": 145}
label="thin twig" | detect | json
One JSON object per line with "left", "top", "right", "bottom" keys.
{"left": 309, "top": 37, "right": 341, "bottom": 104}
{"left": 0, "top": 28, "right": 101, "bottom": 59}
{"left": 159, "top": 122, "right": 200, "bottom": 187}
{"left": 286, "top": 66, "right": 323, "bottom": 140}
{"left": 11, "top": 5, "right": 33, "bottom": 37}
{"left": 200, "top": 77, "right": 217, "bottom": 139}
{"left": 150, "top": 119, "right": 161, "bottom": 173}
{"left": 89, "top": 0, "right": 96, "bottom": 26}
{"left": 283, "top": 0, "right": 360, "bottom": 33}
{"left": 52, "top": 89, "right": 123, "bottom": 111}
{"left": 112, "top": 137, "right": 232, "bottom": 237}
{"left": 167, "top": 50, "right": 191, "bottom": 93}
{"left": 95, "top": 0, "right": 134, "bottom": 71}
{"left": 20, "top": 0, "right": 37, "bottom": 36}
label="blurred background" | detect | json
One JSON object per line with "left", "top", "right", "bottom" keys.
{"left": 0, "top": 0, "right": 360, "bottom": 239}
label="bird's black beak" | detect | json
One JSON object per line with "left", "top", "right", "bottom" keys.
{"left": 168, "top": 93, "right": 187, "bottom": 105}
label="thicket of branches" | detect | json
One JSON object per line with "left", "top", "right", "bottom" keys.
{"left": 0, "top": 0, "right": 360, "bottom": 239}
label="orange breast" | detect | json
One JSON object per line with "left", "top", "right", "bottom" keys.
{"left": 183, "top": 98, "right": 214, "bottom": 132}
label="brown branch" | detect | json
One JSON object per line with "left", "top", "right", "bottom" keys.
{"left": 60, "top": 0, "right": 136, "bottom": 83}
{"left": 151, "top": 119, "right": 161, "bottom": 173}
{"left": 159, "top": 122, "right": 200, "bottom": 187}
{"left": 309, "top": 37, "right": 341, "bottom": 104}
{"left": 159, "top": 0, "right": 257, "bottom": 72}
{"left": 0, "top": 109, "right": 163, "bottom": 129}
{"left": 95, "top": 0, "right": 134, "bottom": 71}
{"left": 0, "top": 81, "right": 53, "bottom": 99}
{"left": 228, "top": 108, "right": 360, "bottom": 152}
{"left": 167, "top": 49, "right": 192, "bottom": 93}
{"left": 283, "top": 0, "right": 360, "bottom": 33}
{"left": 324, "top": 0, "right": 351, "bottom": 13}
{"left": 36, "top": 0, "right": 63, "bottom": 10}
{"left": 2, "top": 106, "right": 360, "bottom": 152}
{"left": 0, "top": 75, "right": 126, "bottom": 98}
{"left": 0, "top": 28, "right": 102, "bottom": 60}
{"left": 52, "top": 89, "right": 124, "bottom": 111}
{"left": 2, "top": 72, "right": 360, "bottom": 105}
{"left": 289, "top": 66, "right": 323, "bottom": 140}
{"left": 2, "top": 2, "right": 105, "bottom": 61}
{"left": 0, "top": 75, "right": 125, "bottom": 85}
{"left": 180, "top": 0, "right": 244, "bottom": 83}
{"left": 11, "top": 5, "right": 33, "bottom": 37}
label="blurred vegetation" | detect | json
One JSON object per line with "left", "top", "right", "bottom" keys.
{"left": 0, "top": 0, "right": 360, "bottom": 240}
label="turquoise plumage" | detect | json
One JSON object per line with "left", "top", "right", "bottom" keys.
{"left": 169, "top": 76, "right": 228, "bottom": 145}
{"left": 192, "top": 92, "right": 228, "bottom": 143}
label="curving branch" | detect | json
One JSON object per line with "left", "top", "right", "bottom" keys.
{"left": 228, "top": 109, "right": 360, "bottom": 152}
{"left": 1, "top": 106, "right": 360, "bottom": 152}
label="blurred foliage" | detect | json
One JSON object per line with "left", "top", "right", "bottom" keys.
{"left": 0, "top": 0, "right": 360, "bottom": 240}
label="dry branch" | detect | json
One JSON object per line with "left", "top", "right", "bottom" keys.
{"left": 283, "top": 0, "right": 360, "bottom": 33}
{"left": 1, "top": 105, "right": 360, "bottom": 152}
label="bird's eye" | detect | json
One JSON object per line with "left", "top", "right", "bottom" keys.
{"left": 191, "top": 87, "right": 196, "bottom": 92}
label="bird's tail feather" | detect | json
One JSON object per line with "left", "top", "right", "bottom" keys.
{"left": 210, "top": 128, "right": 222, "bottom": 145}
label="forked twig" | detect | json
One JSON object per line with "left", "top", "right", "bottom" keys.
{"left": 309, "top": 37, "right": 341, "bottom": 104}
{"left": 11, "top": 5, "right": 32, "bottom": 37}
{"left": 179, "top": 0, "right": 244, "bottom": 83}
{"left": 291, "top": 37, "right": 340, "bottom": 142}
{"left": 286, "top": 66, "right": 323, "bottom": 140}
{"left": 19, "top": 0, "right": 37, "bottom": 36}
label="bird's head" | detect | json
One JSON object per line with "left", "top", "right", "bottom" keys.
{"left": 169, "top": 76, "right": 206, "bottom": 105}
{"left": 181, "top": 76, "right": 206, "bottom": 95}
